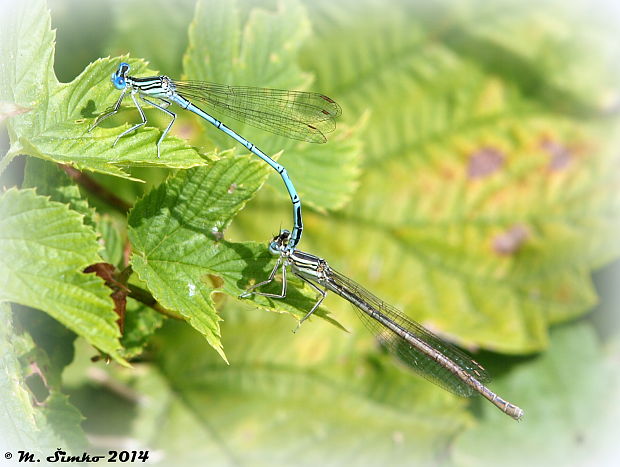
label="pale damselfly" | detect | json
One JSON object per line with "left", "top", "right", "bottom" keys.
{"left": 242, "top": 230, "right": 524, "bottom": 420}
{"left": 89, "top": 62, "right": 341, "bottom": 250}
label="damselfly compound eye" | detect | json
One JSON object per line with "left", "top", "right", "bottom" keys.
{"left": 112, "top": 75, "right": 126, "bottom": 90}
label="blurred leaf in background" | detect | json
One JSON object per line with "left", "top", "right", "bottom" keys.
{"left": 270, "top": 0, "right": 620, "bottom": 354}
{"left": 1, "top": 0, "right": 619, "bottom": 465}
{"left": 453, "top": 323, "right": 620, "bottom": 466}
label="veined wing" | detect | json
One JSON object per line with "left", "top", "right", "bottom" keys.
{"left": 172, "top": 81, "right": 342, "bottom": 143}
{"left": 328, "top": 268, "right": 490, "bottom": 397}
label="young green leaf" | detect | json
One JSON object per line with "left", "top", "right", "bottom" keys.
{"left": 128, "top": 155, "right": 267, "bottom": 361}
{"left": 128, "top": 154, "right": 342, "bottom": 361}
{"left": 0, "top": 188, "right": 124, "bottom": 363}
{"left": 94, "top": 215, "right": 125, "bottom": 267}
{"left": 1, "top": 0, "right": 215, "bottom": 180}
{"left": 16, "top": 57, "right": 215, "bottom": 179}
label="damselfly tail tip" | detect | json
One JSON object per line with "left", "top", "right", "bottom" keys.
{"left": 513, "top": 407, "right": 525, "bottom": 421}
{"left": 506, "top": 404, "right": 524, "bottom": 421}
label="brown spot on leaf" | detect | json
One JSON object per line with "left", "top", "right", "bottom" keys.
{"left": 206, "top": 274, "right": 224, "bottom": 289}
{"left": 227, "top": 183, "right": 237, "bottom": 194}
{"left": 468, "top": 147, "right": 505, "bottom": 179}
{"left": 176, "top": 122, "right": 198, "bottom": 140}
{"left": 492, "top": 225, "right": 529, "bottom": 255}
{"left": 203, "top": 274, "right": 226, "bottom": 307}
{"left": 540, "top": 139, "right": 572, "bottom": 171}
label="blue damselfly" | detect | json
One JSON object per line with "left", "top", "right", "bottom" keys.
{"left": 89, "top": 62, "right": 341, "bottom": 250}
{"left": 242, "top": 230, "right": 524, "bottom": 420}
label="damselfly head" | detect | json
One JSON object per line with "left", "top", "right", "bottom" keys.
{"left": 111, "top": 62, "right": 130, "bottom": 90}
{"left": 268, "top": 230, "right": 291, "bottom": 255}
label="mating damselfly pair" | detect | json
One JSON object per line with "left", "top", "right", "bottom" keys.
{"left": 91, "top": 62, "right": 524, "bottom": 420}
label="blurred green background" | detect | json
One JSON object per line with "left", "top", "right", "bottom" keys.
{"left": 2, "top": 0, "right": 620, "bottom": 465}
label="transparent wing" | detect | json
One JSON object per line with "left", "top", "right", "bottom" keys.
{"left": 172, "top": 81, "right": 342, "bottom": 143}
{"left": 328, "top": 269, "right": 490, "bottom": 397}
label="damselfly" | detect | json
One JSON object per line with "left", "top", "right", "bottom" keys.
{"left": 242, "top": 230, "right": 524, "bottom": 420}
{"left": 89, "top": 62, "right": 341, "bottom": 250}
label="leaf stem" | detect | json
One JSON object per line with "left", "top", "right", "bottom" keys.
{"left": 128, "top": 283, "right": 184, "bottom": 320}
{"left": 60, "top": 164, "right": 131, "bottom": 213}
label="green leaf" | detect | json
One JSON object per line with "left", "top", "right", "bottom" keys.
{"left": 128, "top": 155, "right": 268, "bottom": 360}
{"left": 0, "top": 303, "right": 59, "bottom": 453}
{"left": 121, "top": 298, "right": 165, "bottom": 359}
{"left": 0, "top": 188, "right": 124, "bottom": 362}
{"left": 284, "top": 1, "right": 620, "bottom": 353}
{"left": 16, "top": 308, "right": 87, "bottom": 451}
{"left": 1, "top": 0, "right": 216, "bottom": 180}
{"left": 23, "top": 158, "right": 129, "bottom": 268}
{"left": 15, "top": 57, "right": 215, "bottom": 179}
{"left": 430, "top": 0, "right": 619, "bottom": 116}
{"left": 96, "top": 214, "right": 126, "bottom": 267}
{"left": 23, "top": 157, "right": 97, "bottom": 228}
{"left": 0, "top": 0, "right": 56, "bottom": 175}
{"left": 0, "top": 0, "right": 56, "bottom": 110}
{"left": 183, "top": 0, "right": 241, "bottom": 86}
{"left": 128, "top": 154, "right": 342, "bottom": 361}
{"left": 182, "top": 0, "right": 362, "bottom": 212}
{"left": 40, "top": 392, "right": 87, "bottom": 451}
{"left": 279, "top": 113, "right": 367, "bottom": 212}
{"left": 0, "top": 303, "right": 86, "bottom": 454}
{"left": 106, "top": 0, "right": 195, "bottom": 73}
{"left": 452, "top": 322, "right": 620, "bottom": 465}
{"left": 12, "top": 304, "right": 77, "bottom": 384}
{"left": 130, "top": 308, "right": 470, "bottom": 465}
